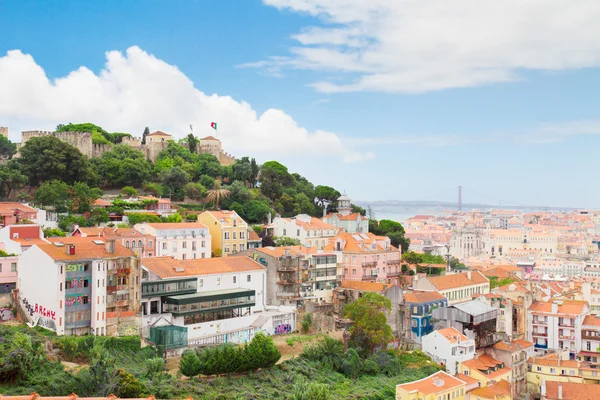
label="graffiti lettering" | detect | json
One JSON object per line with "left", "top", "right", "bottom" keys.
{"left": 33, "top": 303, "right": 56, "bottom": 320}
{"left": 0, "top": 308, "right": 14, "bottom": 321}
{"left": 274, "top": 324, "right": 292, "bottom": 334}
{"left": 37, "top": 316, "right": 56, "bottom": 331}
{"left": 252, "top": 253, "right": 268, "bottom": 266}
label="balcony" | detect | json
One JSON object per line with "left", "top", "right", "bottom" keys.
{"left": 532, "top": 331, "right": 548, "bottom": 337}
{"left": 117, "top": 268, "right": 131, "bottom": 275}
{"left": 387, "top": 259, "right": 401, "bottom": 266}
{"left": 559, "top": 335, "right": 575, "bottom": 341}
{"left": 559, "top": 320, "right": 575, "bottom": 327}
{"left": 115, "top": 299, "right": 129, "bottom": 307}
{"left": 277, "top": 278, "right": 298, "bottom": 285}
{"left": 387, "top": 271, "right": 401, "bottom": 277}
{"left": 362, "top": 261, "right": 378, "bottom": 268}
{"left": 582, "top": 332, "right": 600, "bottom": 340}
{"left": 362, "top": 274, "right": 378, "bottom": 281}
{"left": 534, "top": 343, "right": 548, "bottom": 349}
{"left": 532, "top": 319, "right": 548, "bottom": 325}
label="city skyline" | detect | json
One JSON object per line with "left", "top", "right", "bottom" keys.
{"left": 1, "top": 0, "right": 600, "bottom": 207}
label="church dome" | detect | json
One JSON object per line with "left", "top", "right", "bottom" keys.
{"left": 338, "top": 193, "right": 351, "bottom": 202}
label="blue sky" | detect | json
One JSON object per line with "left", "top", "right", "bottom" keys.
{"left": 1, "top": 0, "right": 600, "bottom": 208}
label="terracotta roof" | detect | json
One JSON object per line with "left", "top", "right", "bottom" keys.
{"left": 512, "top": 339, "right": 534, "bottom": 349}
{"left": 36, "top": 240, "right": 134, "bottom": 261}
{"left": 142, "top": 256, "right": 264, "bottom": 279}
{"left": 139, "top": 196, "right": 170, "bottom": 204}
{"left": 199, "top": 210, "right": 247, "bottom": 226}
{"left": 545, "top": 381, "right": 597, "bottom": 400}
{"left": 201, "top": 135, "right": 220, "bottom": 141}
{"left": 426, "top": 271, "right": 489, "bottom": 290}
{"left": 403, "top": 290, "right": 446, "bottom": 304}
{"left": 0, "top": 202, "right": 37, "bottom": 214}
{"left": 493, "top": 339, "right": 533, "bottom": 352}
{"left": 0, "top": 395, "right": 164, "bottom": 400}
{"left": 467, "top": 380, "right": 511, "bottom": 399}
{"left": 254, "top": 246, "right": 314, "bottom": 258}
{"left": 248, "top": 229, "right": 261, "bottom": 242}
{"left": 529, "top": 300, "right": 588, "bottom": 315}
{"left": 528, "top": 353, "right": 581, "bottom": 368}
{"left": 293, "top": 217, "right": 335, "bottom": 230}
{"left": 455, "top": 373, "right": 479, "bottom": 387}
{"left": 396, "top": 371, "right": 465, "bottom": 395}
{"left": 323, "top": 232, "right": 396, "bottom": 254}
{"left": 340, "top": 280, "right": 385, "bottom": 292}
{"left": 147, "top": 130, "right": 171, "bottom": 136}
{"left": 93, "top": 199, "right": 112, "bottom": 206}
{"left": 583, "top": 314, "right": 600, "bottom": 327}
{"left": 338, "top": 212, "right": 368, "bottom": 221}
{"left": 462, "top": 355, "right": 511, "bottom": 379}
{"left": 435, "top": 327, "right": 468, "bottom": 343}
{"left": 14, "top": 238, "right": 48, "bottom": 246}
{"left": 144, "top": 222, "right": 207, "bottom": 230}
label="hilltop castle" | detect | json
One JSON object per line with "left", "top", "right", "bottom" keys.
{"left": 16, "top": 129, "right": 235, "bottom": 165}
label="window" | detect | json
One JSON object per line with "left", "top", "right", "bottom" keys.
{"left": 297, "top": 229, "right": 300, "bottom": 236}
{"left": 183, "top": 242, "right": 187, "bottom": 249}
{"left": 233, "top": 232, "right": 237, "bottom": 239}
{"left": 60, "top": 283, "right": 63, "bottom": 291}
{"left": 192, "top": 242, "right": 197, "bottom": 251}
{"left": 283, "top": 229, "right": 287, "bottom": 236}
{"left": 131, "top": 241, "right": 136, "bottom": 248}
{"left": 536, "top": 366, "right": 542, "bottom": 372}
{"left": 162, "top": 242, "right": 167, "bottom": 250}
{"left": 412, "top": 320, "right": 417, "bottom": 327}
{"left": 149, "top": 240, "right": 153, "bottom": 247}
{"left": 247, "top": 275, "right": 251, "bottom": 282}
{"left": 233, "top": 244, "right": 237, "bottom": 252}
{"left": 126, "top": 241, "right": 130, "bottom": 248}
{"left": 233, "top": 276, "right": 237, "bottom": 284}
{"left": 352, "top": 269, "right": 356, "bottom": 276}
{"left": 199, "top": 279, "right": 203, "bottom": 287}
{"left": 182, "top": 254, "right": 186, "bottom": 260}
{"left": 240, "top": 231, "right": 245, "bottom": 239}
{"left": 225, "top": 232, "right": 230, "bottom": 239}
{"left": 138, "top": 240, "right": 143, "bottom": 248}
{"left": 550, "top": 368, "right": 555, "bottom": 374}
{"left": 569, "top": 370, "right": 575, "bottom": 376}
{"left": 201, "top": 253, "right": 205, "bottom": 258}
{"left": 224, "top": 246, "right": 230, "bottom": 253}
{"left": 10, "top": 263, "right": 16, "bottom": 272}
{"left": 240, "top": 244, "right": 245, "bottom": 251}
{"left": 217, "top": 277, "right": 221, "bottom": 286}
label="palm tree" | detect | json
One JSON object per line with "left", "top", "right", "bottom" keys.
{"left": 206, "top": 183, "right": 231, "bottom": 210}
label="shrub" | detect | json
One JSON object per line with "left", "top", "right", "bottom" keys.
{"left": 179, "top": 350, "right": 201, "bottom": 378}
{"left": 301, "top": 313, "right": 313, "bottom": 334}
{"left": 362, "top": 359, "right": 380, "bottom": 375}
{"left": 114, "top": 368, "right": 144, "bottom": 398}
{"left": 145, "top": 357, "right": 166, "bottom": 376}
{"left": 340, "top": 348, "right": 361, "bottom": 379}
{"left": 121, "top": 186, "right": 138, "bottom": 198}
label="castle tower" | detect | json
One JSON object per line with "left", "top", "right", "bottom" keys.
{"left": 0, "top": 127, "right": 7, "bottom": 139}
{"left": 337, "top": 193, "right": 352, "bottom": 216}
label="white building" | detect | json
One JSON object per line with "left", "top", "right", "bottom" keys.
{"left": 141, "top": 256, "right": 296, "bottom": 349}
{"left": 413, "top": 271, "right": 490, "bottom": 305}
{"left": 421, "top": 327, "right": 476, "bottom": 375}
{"left": 134, "top": 222, "right": 211, "bottom": 260}
{"left": 528, "top": 299, "right": 589, "bottom": 356}
{"left": 17, "top": 238, "right": 140, "bottom": 336}
{"left": 267, "top": 214, "right": 336, "bottom": 249}
{"left": 322, "top": 193, "right": 368, "bottom": 234}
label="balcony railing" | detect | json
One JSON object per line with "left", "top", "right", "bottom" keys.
{"left": 362, "top": 274, "right": 378, "bottom": 281}
{"left": 277, "top": 279, "right": 298, "bottom": 285}
{"left": 117, "top": 268, "right": 131, "bottom": 275}
{"left": 532, "top": 319, "right": 548, "bottom": 325}
{"left": 532, "top": 331, "right": 548, "bottom": 337}
{"left": 387, "top": 259, "right": 401, "bottom": 266}
{"left": 559, "top": 321, "right": 575, "bottom": 327}
{"left": 387, "top": 271, "right": 401, "bottom": 277}
{"left": 362, "top": 261, "right": 378, "bottom": 268}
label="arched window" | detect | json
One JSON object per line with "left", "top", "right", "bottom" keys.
{"left": 125, "top": 241, "right": 130, "bottom": 249}
{"left": 138, "top": 240, "right": 143, "bottom": 248}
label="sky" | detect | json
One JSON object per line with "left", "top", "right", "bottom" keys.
{"left": 1, "top": 0, "right": 600, "bottom": 208}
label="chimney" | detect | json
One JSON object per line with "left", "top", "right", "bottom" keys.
{"left": 466, "top": 271, "right": 472, "bottom": 280}
{"left": 105, "top": 239, "right": 116, "bottom": 254}
{"left": 65, "top": 243, "right": 76, "bottom": 256}
{"left": 558, "top": 383, "right": 563, "bottom": 400}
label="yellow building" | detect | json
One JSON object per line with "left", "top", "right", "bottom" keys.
{"left": 526, "top": 353, "right": 583, "bottom": 395}
{"left": 197, "top": 210, "right": 249, "bottom": 257}
{"left": 396, "top": 371, "right": 466, "bottom": 400}
{"left": 459, "top": 355, "right": 512, "bottom": 388}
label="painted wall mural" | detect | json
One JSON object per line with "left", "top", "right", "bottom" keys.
{"left": 252, "top": 253, "right": 267, "bottom": 266}
{"left": 0, "top": 308, "right": 14, "bottom": 321}
{"left": 65, "top": 295, "right": 89, "bottom": 307}
{"left": 274, "top": 323, "right": 292, "bottom": 334}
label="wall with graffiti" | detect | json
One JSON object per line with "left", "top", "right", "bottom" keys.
{"left": 273, "top": 323, "right": 292, "bottom": 334}
{"left": 65, "top": 294, "right": 89, "bottom": 306}
{"left": 252, "top": 253, "right": 268, "bottom": 266}
{"left": 0, "top": 308, "right": 14, "bottom": 322}
{"left": 66, "top": 277, "right": 90, "bottom": 289}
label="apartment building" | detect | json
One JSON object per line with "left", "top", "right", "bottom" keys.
{"left": 487, "top": 340, "right": 533, "bottom": 397}
{"left": 395, "top": 371, "right": 466, "bottom": 400}
{"left": 527, "top": 353, "right": 584, "bottom": 395}
{"left": 18, "top": 237, "right": 140, "bottom": 336}
{"left": 322, "top": 194, "right": 368, "bottom": 234}
{"left": 402, "top": 290, "right": 447, "bottom": 343}
{"left": 0, "top": 202, "right": 38, "bottom": 226}
{"left": 459, "top": 354, "right": 512, "bottom": 388}
{"left": 198, "top": 210, "right": 248, "bottom": 256}
{"left": 577, "top": 314, "right": 600, "bottom": 384}
{"left": 240, "top": 246, "right": 341, "bottom": 307}
{"left": 324, "top": 232, "right": 401, "bottom": 284}
{"left": 413, "top": 271, "right": 490, "bottom": 305}
{"left": 73, "top": 226, "right": 154, "bottom": 258}
{"left": 0, "top": 242, "right": 17, "bottom": 294}
{"left": 267, "top": 214, "right": 337, "bottom": 249}
{"left": 528, "top": 300, "right": 590, "bottom": 356}
{"left": 134, "top": 222, "right": 211, "bottom": 260}
{"left": 421, "top": 327, "right": 476, "bottom": 374}
{"left": 140, "top": 256, "right": 293, "bottom": 351}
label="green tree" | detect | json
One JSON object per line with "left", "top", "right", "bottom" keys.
{"left": 72, "top": 182, "right": 103, "bottom": 213}
{"left": 344, "top": 292, "right": 393, "bottom": 356}
{"left": 34, "top": 180, "right": 72, "bottom": 212}
{"left": 0, "top": 135, "right": 17, "bottom": 159}
{"left": 90, "top": 208, "right": 110, "bottom": 225}
{"left": 141, "top": 127, "right": 150, "bottom": 145}
{"left": 114, "top": 369, "right": 144, "bottom": 398}
{"left": 19, "top": 136, "right": 89, "bottom": 186}
{"left": 246, "top": 332, "right": 281, "bottom": 370}
{"left": 199, "top": 174, "right": 215, "bottom": 190}
{"left": 243, "top": 200, "right": 271, "bottom": 223}
{"left": 314, "top": 185, "right": 341, "bottom": 209}
{"left": 185, "top": 133, "right": 199, "bottom": 153}
{"left": 275, "top": 237, "right": 302, "bottom": 247}
{"left": 121, "top": 186, "right": 138, "bottom": 198}
{"left": 0, "top": 161, "right": 28, "bottom": 198}
{"left": 258, "top": 161, "right": 293, "bottom": 201}
{"left": 161, "top": 166, "right": 189, "bottom": 200}
{"left": 179, "top": 350, "right": 201, "bottom": 378}
{"left": 206, "top": 183, "right": 231, "bottom": 210}
{"left": 232, "top": 157, "right": 253, "bottom": 184}
{"left": 58, "top": 214, "right": 87, "bottom": 232}
{"left": 43, "top": 227, "right": 66, "bottom": 237}
{"left": 301, "top": 313, "right": 313, "bottom": 334}
{"left": 250, "top": 158, "right": 259, "bottom": 188}
{"left": 291, "top": 375, "right": 331, "bottom": 400}
{"left": 402, "top": 251, "right": 424, "bottom": 265}
{"left": 184, "top": 182, "right": 206, "bottom": 200}
{"left": 95, "top": 145, "right": 151, "bottom": 187}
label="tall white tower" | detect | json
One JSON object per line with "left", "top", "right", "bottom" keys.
{"left": 337, "top": 193, "right": 352, "bottom": 216}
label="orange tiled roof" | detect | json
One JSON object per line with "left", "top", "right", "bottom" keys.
{"left": 293, "top": 217, "right": 334, "bottom": 230}
{"left": 142, "top": 256, "right": 264, "bottom": 279}
{"left": 396, "top": 371, "right": 465, "bottom": 395}
{"left": 93, "top": 199, "right": 112, "bottom": 206}
{"left": 147, "top": 130, "right": 171, "bottom": 136}
{"left": 512, "top": 339, "right": 534, "bottom": 348}
{"left": 456, "top": 373, "right": 479, "bottom": 387}
{"left": 436, "top": 327, "right": 468, "bottom": 343}
{"left": 583, "top": 314, "right": 600, "bottom": 327}
{"left": 323, "top": 232, "right": 396, "bottom": 254}
{"left": 426, "top": 271, "right": 489, "bottom": 290}
{"left": 528, "top": 353, "right": 580, "bottom": 368}
{"left": 254, "top": 245, "right": 315, "bottom": 258}
{"left": 529, "top": 300, "right": 588, "bottom": 315}
{"left": 403, "top": 290, "right": 446, "bottom": 304}
{"left": 36, "top": 240, "right": 134, "bottom": 261}
{"left": 468, "top": 380, "right": 511, "bottom": 399}
{"left": 201, "top": 135, "right": 219, "bottom": 141}
{"left": 340, "top": 280, "right": 385, "bottom": 292}
{"left": 545, "top": 381, "right": 596, "bottom": 399}
{"left": 0, "top": 202, "right": 37, "bottom": 214}
{"left": 248, "top": 229, "right": 261, "bottom": 241}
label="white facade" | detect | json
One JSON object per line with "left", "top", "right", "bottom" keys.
{"left": 528, "top": 300, "right": 589, "bottom": 354}
{"left": 134, "top": 223, "right": 211, "bottom": 260}
{"left": 18, "top": 246, "right": 108, "bottom": 336}
{"left": 413, "top": 272, "right": 490, "bottom": 306}
{"left": 269, "top": 215, "right": 336, "bottom": 249}
{"left": 422, "top": 327, "right": 476, "bottom": 375}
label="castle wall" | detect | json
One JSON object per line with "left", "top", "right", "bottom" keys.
{"left": 219, "top": 151, "right": 236, "bottom": 166}
{"left": 0, "top": 127, "right": 7, "bottom": 138}
{"left": 121, "top": 136, "right": 142, "bottom": 147}
{"left": 92, "top": 143, "right": 114, "bottom": 158}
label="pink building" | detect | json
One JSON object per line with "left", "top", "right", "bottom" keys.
{"left": 0, "top": 242, "right": 18, "bottom": 294}
{"left": 324, "top": 232, "right": 402, "bottom": 285}
{"left": 0, "top": 203, "right": 37, "bottom": 227}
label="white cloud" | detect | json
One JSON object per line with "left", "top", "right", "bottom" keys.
{"left": 257, "top": 0, "right": 600, "bottom": 93}
{"left": 0, "top": 46, "right": 369, "bottom": 162}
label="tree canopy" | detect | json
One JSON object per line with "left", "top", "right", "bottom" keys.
{"left": 344, "top": 292, "right": 393, "bottom": 357}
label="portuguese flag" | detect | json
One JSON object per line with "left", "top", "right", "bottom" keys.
{"left": 210, "top": 122, "right": 217, "bottom": 130}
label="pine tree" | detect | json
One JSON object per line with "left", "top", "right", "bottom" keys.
{"left": 141, "top": 127, "right": 150, "bottom": 145}
{"left": 179, "top": 350, "right": 200, "bottom": 378}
